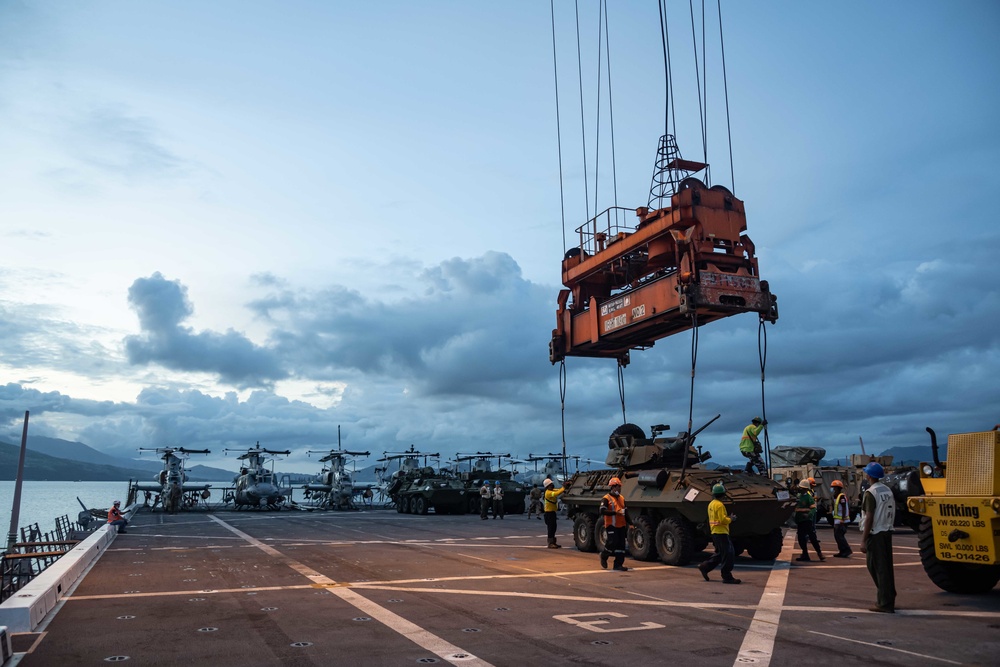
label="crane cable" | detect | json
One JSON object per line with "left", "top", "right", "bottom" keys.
{"left": 758, "top": 319, "right": 771, "bottom": 476}
{"left": 550, "top": 0, "right": 567, "bottom": 253}
{"left": 717, "top": 0, "right": 736, "bottom": 191}
{"left": 551, "top": 1, "right": 569, "bottom": 472}
{"left": 617, "top": 361, "right": 627, "bottom": 424}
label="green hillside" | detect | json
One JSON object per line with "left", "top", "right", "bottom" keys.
{"left": 0, "top": 441, "right": 150, "bottom": 481}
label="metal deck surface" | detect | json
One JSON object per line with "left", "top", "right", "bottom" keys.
{"left": 11, "top": 509, "right": 1000, "bottom": 666}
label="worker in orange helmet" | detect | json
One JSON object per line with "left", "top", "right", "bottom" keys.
{"left": 830, "top": 479, "right": 853, "bottom": 558}
{"left": 599, "top": 477, "right": 632, "bottom": 571}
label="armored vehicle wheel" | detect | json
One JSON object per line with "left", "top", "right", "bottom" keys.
{"left": 746, "top": 528, "right": 784, "bottom": 561}
{"left": 594, "top": 523, "right": 608, "bottom": 555}
{"left": 395, "top": 499, "right": 404, "bottom": 513}
{"left": 609, "top": 423, "right": 646, "bottom": 449}
{"left": 413, "top": 496, "right": 428, "bottom": 515}
{"left": 404, "top": 496, "right": 414, "bottom": 514}
{"left": 655, "top": 517, "right": 695, "bottom": 566}
{"left": 469, "top": 496, "right": 480, "bottom": 514}
{"left": 627, "top": 516, "right": 657, "bottom": 561}
{"left": 574, "top": 513, "right": 597, "bottom": 552}
{"left": 918, "top": 517, "right": 1000, "bottom": 593}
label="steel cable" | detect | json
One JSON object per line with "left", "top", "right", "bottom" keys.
{"left": 758, "top": 318, "right": 770, "bottom": 476}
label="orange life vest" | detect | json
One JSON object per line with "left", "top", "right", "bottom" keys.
{"left": 602, "top": 493, "right": 626, "bottom": 528}
{"left": 108, "top": 506, "right": 123, "bottom": 523}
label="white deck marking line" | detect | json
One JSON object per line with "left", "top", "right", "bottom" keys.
{"left": 807, "top": 630, "right": 962, "bottom": 665}
{"left": 733, "top": 530, "right": 797, "bottom": 666}
{"left": 354, "top": 585, "right": 759, "bottom": 609}
{"left": 787, "top": 606, "right": 1000, "bottom": 619}
{"left": 68, "top": 584, "right": 315, "bottom": 601}
{"left": 207, "top": 514, "right": 493, "bottom": 667}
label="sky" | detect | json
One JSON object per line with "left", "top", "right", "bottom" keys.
{"left": 1, "top": 1, "right": 998, "bottom": 476}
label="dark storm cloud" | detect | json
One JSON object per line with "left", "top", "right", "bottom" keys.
{"left": 0, "top": 383, "right": 126, "bottom": 423}
{"left": 252, "top": 251, "right": 555, "bottom": 400}
{"left": 124, "top": 272, "right": 288, "bottom": 388}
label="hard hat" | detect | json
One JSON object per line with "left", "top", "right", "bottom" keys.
{"left": 495, "top": 481, "right": 501, "bottom": 485}
{"left": 608, "top": 477, "right": 622, "bottom": 487}
{"left": 751, "top": 417, "right": 762, "bottom": 424}
{"left": 864, "top": 462, "right": 885, "bottom": 479}
{"left": 807, "top": 477, "right": 817, "bottom": 486}
{"left": 830, "top": 479, "right": 844, "bottom": 488}
{"left": 543, "top": 478, "right": 554, "bottom": 487}
{"left": 113, "top": 500, "right": 121, "bottom": 505}
{"left": 798, "top": 479, "right": 811, "bottom": 489}
{"left": 712, "top": 483, "right": 726, "bottom": 496}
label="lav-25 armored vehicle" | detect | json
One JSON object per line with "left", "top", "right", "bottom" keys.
{"left": 563, "top": 415, "right": 795, "bottom": 566}
{"left": 454, "top": 453, "right": 527, "bottom": 515}
{"left": 383, "top": 446, "right": 470, "bottom": 515}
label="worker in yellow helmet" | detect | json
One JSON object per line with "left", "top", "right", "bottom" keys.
{"left": 599, "top": 477, "right": 632, "bottom": 571}
{"left": 543, "top": 478, "right": 569, "bottom": 548}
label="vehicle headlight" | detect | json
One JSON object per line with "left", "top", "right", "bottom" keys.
{"left": 921, "top": 464, "right": 934, "bottom": 476}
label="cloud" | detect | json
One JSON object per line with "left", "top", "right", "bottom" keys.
{"left": 124, "top": 273, "right": 288, "bottom": 388}
{"left": 251, "top": 251, "right": 555, "bottom": 399}
{"left": 59, "top": 104, "right": 189, "bottom": 184}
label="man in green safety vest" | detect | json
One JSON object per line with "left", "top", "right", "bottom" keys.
{"left": 739, "top": 417, "right": 767, "bottom": 475}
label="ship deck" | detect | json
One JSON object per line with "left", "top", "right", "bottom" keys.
{"left": 9, "top": 508, "right": 1000, "bottom": 666}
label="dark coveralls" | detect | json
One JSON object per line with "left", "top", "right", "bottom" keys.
{"left": 599, "top": 492, "right": 630, "bottom": 569}
{"left": 794, "top": 490, "right": 824, "bottom": 560}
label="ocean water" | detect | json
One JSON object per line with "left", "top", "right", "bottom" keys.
{"left": 1, "top": 480, "right": 129, "bottom": 540}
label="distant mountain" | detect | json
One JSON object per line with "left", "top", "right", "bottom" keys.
{"left": 27, "top": 435, "right": 162, "bottom": 473}
{"left": 9, "top": 435, "right": 236, "bottom": 482}
{"left": 877, "top": 444, "right": 944, "bottom": 467}
{"left": 186, "top": 464, "right": 238, "bottom": 482}
{"left": 0, "top": 440, "right": 151, "bottom": 481}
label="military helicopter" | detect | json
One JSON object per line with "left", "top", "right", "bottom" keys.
{"left": 302, "top": 448, "right": 371, "bottom": 510}
{"left": 222, "top": 443, "right": 292, "bottom": 510}
{"left": 132, "top": 447, "right": 212, "bottom": 511}
{"left": 515, "top": 453, "right": 575, "bottom": 488}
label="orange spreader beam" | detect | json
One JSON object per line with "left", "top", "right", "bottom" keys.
{"left": 549, "top": 179, "right": 777, "bottom": 366}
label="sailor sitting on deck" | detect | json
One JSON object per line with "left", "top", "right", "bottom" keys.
{"left": 108, "top": 500, "right": 128, "bottom": 534}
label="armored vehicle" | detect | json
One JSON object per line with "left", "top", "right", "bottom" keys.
{"left": 383, "top": 446, "right": 469, "bottom": 515}
{"left": 563, "top": 416, "right": 795, "bottom": 566}
{"left": 903, "top": 427, "right": 1000, "bottom": 594}
{"left": 769, "top": 447, "right": 889, "bottom": 524}
{"left": 454, "top": 453, "right": 528, "bottom": 515}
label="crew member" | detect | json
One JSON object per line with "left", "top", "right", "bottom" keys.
{"left": 859, "top": 462, "right": 896, "bottom": 613}
{"left": 543, "top": 478, "right": 568, "bottom": 548}
{"left": 599, "top": 477, "right": 632, "bottom": 571}
{"left": 698, "top": 483, "right": 741, "bottom": 583}
{"left": 107, "top": 500, "right": 128, "bottom": 534}
{"left": 739, "top": 417, "right": 767, "bottom": 475}
{"left": 166, "top": 481, "right": 182, "bottom": 515}
{"left": 527, "top": 485, "right": 543, "bottom": 519}
{"left": 479, "top": 481, "right": 492, "bottom": 520}
{"left": 794, "top": 479, "right": 825, "bottom": 562}
{"left": 830, "top": 479, "right": 853, "bottom": 558}
{"left": 492, "top": 481, "right": 505, "bottom": 520}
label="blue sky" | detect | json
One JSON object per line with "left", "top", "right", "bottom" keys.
{"left": 1, "top": 1, "right": 998, "bottom": 474}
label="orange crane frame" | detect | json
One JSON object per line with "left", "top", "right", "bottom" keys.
{"left": 549, "top": 176, "right": 777, "bottom": 366}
